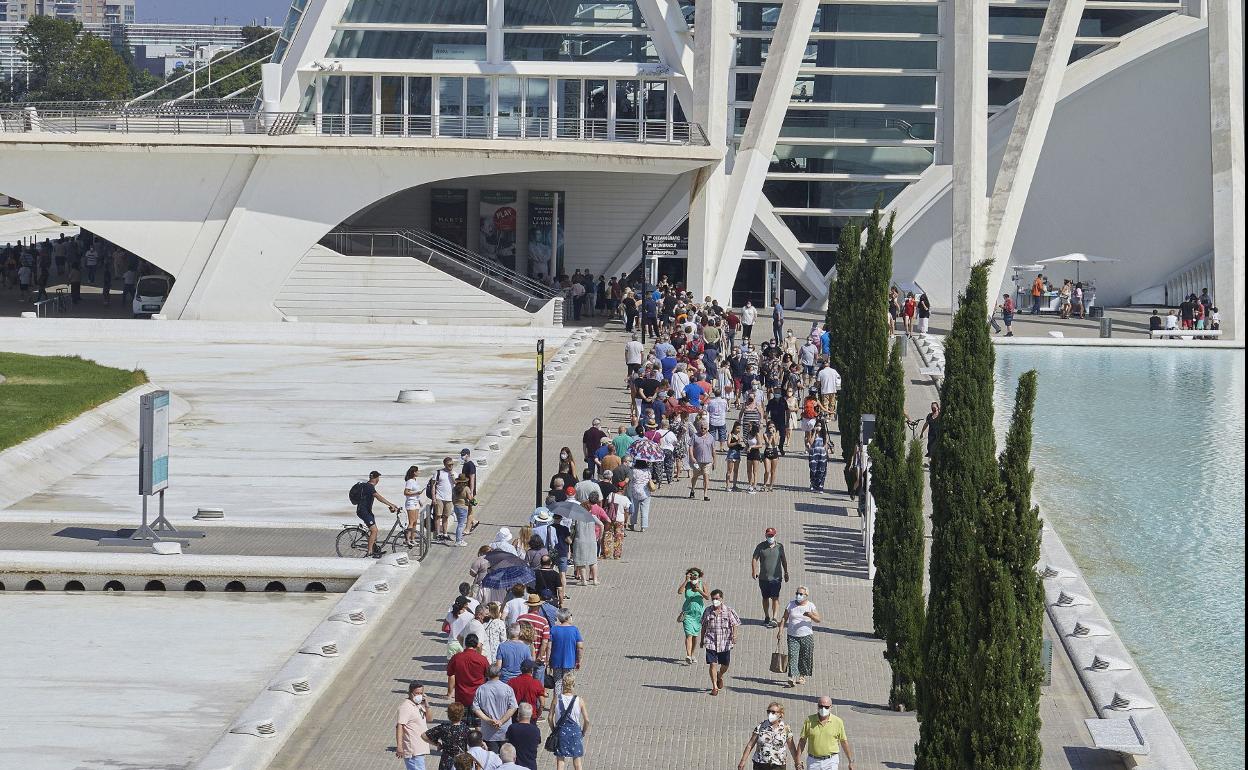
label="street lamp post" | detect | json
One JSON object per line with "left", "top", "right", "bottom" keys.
{"left": 535, "top": 338, "right": 546, "bottom": 508}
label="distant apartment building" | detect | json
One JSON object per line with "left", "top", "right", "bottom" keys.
{"left": 0, "top": 1, "right": 134, "bottom": 24}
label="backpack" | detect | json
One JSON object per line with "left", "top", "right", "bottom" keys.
{"left": 348, "top": 481, "right": 369, "bottom": 505}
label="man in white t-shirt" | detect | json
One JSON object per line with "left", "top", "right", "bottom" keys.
{"left": 504, "top": 584, "right": 529, "bottom": 627}
{"left": 705, "top": 390, "right": 729, "bottom": 450}
{"left": 777, "top": 585, "right": 822, "bottom": 686}
{"left": 432, "top": 456, "right": 456, "bottom": 541}
{"left": 816, "top": 361, "right": 841, "bottom": 415}
{"left": 624, "top": 334, "right": 644, "bottom": 382}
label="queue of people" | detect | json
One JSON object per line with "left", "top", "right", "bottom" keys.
{"left": 391, "top": 290, "right": 860, "bottom": 770}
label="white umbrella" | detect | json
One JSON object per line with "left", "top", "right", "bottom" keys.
{"left": 1036, "top": 253, "right": 1120, "bottom": 283}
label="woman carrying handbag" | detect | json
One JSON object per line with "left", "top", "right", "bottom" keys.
{"left": 547, "top": 672, "right": 590, "bottom": 770}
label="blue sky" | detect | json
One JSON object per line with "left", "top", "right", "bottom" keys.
{"left": 137, "top": 0, "right": 292, "bottom": 26}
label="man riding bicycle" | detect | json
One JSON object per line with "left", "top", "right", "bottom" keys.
{"left": 354, "top": 470, "right": 401, "bottom": 558}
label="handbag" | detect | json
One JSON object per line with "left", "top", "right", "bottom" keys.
{"left": 769, "top": 639, "right": 789, "bottom": 674}
{"left": 544, "top": 695, "right": 578, "bottom": 753}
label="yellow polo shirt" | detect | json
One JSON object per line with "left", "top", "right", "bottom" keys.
{"left": 800, "top": 714, "right": 847, "bottom": 757}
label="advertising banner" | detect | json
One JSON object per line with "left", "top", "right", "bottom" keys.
{"left": 527, "top": 191, "right": 565, "bottom": 279}
{"left": 430, "top": 188, "right": 468, "bottom": 245}
{"left": 479, "top": 190, "right": 518, "bottom": 270}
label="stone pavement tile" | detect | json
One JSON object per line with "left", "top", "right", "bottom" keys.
{"left": 269, "top": 325, "right": 1113, "bottom": 770}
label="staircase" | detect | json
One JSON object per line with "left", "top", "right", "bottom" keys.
{"left": 320, "top": 227, "right": 561, "bottom": 315}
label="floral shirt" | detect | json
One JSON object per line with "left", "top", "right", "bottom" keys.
{"left": 752, "top": 719, "right": 794, "bottom": 766}
{"left": 424, "top": 721, "right": 471, "bottom": 770}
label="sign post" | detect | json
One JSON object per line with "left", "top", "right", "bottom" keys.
{"left": 640, "top": 234, "right": 686, "bottom": 345}
{"left": 100, "top": 390, "right": 204, "bottom": 547}
{"left": 535, "top": 339, "right": 546, "bottom": 508}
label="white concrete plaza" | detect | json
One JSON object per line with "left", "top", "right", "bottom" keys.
{"left": 0, "top": 591, "right": 335, "bottom": 770}
{"left": 0, "top": 321, "right": 571, "bottom": 529}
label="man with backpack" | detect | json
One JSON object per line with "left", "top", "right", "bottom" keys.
{"left": 350, "top": 471, "right": 400, "bottom": 558}
{"left": 427, "top": 456, "right": 458, "bottom": 541}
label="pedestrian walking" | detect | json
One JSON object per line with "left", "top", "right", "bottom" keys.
{"left": 547, "top": 673, "right": 590, "bottom": 770}
{"left": 816, "top": 360, "right": 840, "bottom": 416}
{"left": 737, "top": 701, "right": 800, "bottom": 770}
{"left": 777, "top": 586, "right": 821, "bottom": 687}
{"left": 678, "top": 567, "right": 709, "bottom": 664}
{"left": 751, "top": 528, "right": 789, "bottom": 627}
{"left": 808, "top": 428, "right": 830, "bottom": 492}
{"left": 725, "top": 422, "right": 745, "bottom": 491}
{"left": 772, "top": 295, "right": 785, "bottom": 344}
{"left": 396, "top": 682, "right": 432, "bottom": 770}
{"left": 797, "top": 697, "right": 856, "bottom": 770}
{"left": 687, "top": 420, "right": 716, "bottom": 501}
{"left": 700, "top": 588, "right": 740, "bottom": 696}
{"left": 742, "top": 301, "right": 757, "bottom": 342}
{"left": 918, "top": 401, "right": 940, "bottom": 458}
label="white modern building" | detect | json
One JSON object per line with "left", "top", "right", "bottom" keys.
{"left": 0, "top": 0, "right": 1242, "bottom": 337}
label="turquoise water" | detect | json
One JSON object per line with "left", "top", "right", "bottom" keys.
{"left": 994, "top": 347, "right": 1245, "bottom": 770}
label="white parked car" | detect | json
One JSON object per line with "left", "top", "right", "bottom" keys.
{"left": 132, "top": 275, "right": 171, "bottom": 318}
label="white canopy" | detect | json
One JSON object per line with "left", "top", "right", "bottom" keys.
{"left": 1037, "top": 253, "right": 1120, "bottom": 265}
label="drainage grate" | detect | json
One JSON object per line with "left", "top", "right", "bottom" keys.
{"left": 1039, "top": 564, "right": 1060, "bottom": 578}
{"left": 1108, "top": 692, "right": 1132, "bottom": 710}
{"left": 300, "top": 641, "right": 339, "bottom": 657}
{"left": 1089, "top": 656, "right": 1111, "bottom": 671}
{"left": 1072, "top": 622, "right": 1092, "bottom": 637}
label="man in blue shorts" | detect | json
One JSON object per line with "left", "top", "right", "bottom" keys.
{"left": 354, "top": 470, "right": 400, "bottom": 557}
{"left": 699, "top": 589, "right": 740, "bottom": 696}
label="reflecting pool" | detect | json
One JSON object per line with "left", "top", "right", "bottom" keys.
{"left": 994, "top": 347, "right": 1245, "bottom": 770}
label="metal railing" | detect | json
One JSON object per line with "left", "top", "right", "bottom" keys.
{"left": 321, "top": 227, "right": 561, "bottom": 314}
{"left": 1, "top": 107, "right": 709, "bottom": 146}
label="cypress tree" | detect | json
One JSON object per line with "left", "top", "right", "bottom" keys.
{"left": 889, "top": 438, "right": 926, "bottom": 711}
{"left": 916, "top": 262, "right": 999, "bottom": 770}
{"left": 869, "top": 346, "right": 907, "bottom": 640}
{"left": 828, "top": 220, "right": 860, "bottom": 459}
{"left": 991, "top": 370, "right": 1045, "bottom": 767}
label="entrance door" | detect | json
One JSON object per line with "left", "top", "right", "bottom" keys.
{"left": 585, "top": 79, "right": 608, "bottom": 139}
{"left": 732, "top": 259, "right": 767, "bottom": 309}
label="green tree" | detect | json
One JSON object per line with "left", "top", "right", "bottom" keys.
{"left": 869, "top": 345, "right": 926, "bottom": 710}
{"left": 891, "top": 438, "right": 927, "bottom": 710}
{"left": 15, "top": 17, "right": 131, "bottom": 101}
{"left": 16, "top": 15, "right": 82, "bottom": 99}
{"left": 978, "top": 369, "right": 1044, "bottom": 767}
{"left": 916, "top": 261, "right": 1001, "bottom": 770}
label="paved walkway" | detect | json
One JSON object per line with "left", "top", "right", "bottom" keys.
{"left": 264, "top": 325, "right": 1119, "bottom": 770}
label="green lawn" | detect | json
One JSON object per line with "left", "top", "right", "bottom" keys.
{"left": 0, "top": 352, "right": 147, "bottom": 451}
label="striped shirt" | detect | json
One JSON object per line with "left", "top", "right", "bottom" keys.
{"left": 517, "top": 610, "right": 552, "bottom": 656}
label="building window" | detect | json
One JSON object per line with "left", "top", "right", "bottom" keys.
{"left": 763, "top": 179, "right": 911, "bottom": 211}
{"left": 327, "top": 30, "right": 488, "bottom": 60}
{"left": 503, "top": 0, "right": 643, "bottom": 28}
{"left": 742, "top": 109, "right": 936, "bottom": 142}
{"left": 503, "top": 33, "right": 656, "bottom": 62}
{"left": 340, "top": 0, "right": 487, "bottom": 25}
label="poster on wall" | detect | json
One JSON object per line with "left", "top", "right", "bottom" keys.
{"left": 430, "top": 188, "right": 468, "bottom": 246}
{"left": 479, "top": 190, "right": 518, "bottom": 270}
{"left": 527, "top": 191, "right": 565, "bottom": 280}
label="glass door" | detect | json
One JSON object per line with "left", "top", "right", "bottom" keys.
{"left": 348, "top": 75, "right": 374, "bottom": 135}
{"left": 643, "top": 80, "right": 668, "bottom": 141}
{"left": 496, "top": 77, "right": 521, "bottom": 138}
{"left": 615, "top": 79, "right": 640, "bottom": 140}
{"left": 466, "top": 77, "right": 489, "bottom": 138}
{"left": 379, "top": 76, "right": 403, "bottom": 136}
{"left": 765, "top": 258, "right": 782, "bottom": 308}
{"left": 524, "top": 77, "right": 550, "bottom": 138}
{"left": 407, "top": 76, "right": 432, "bottom": 136}
{"left": 585, "top": 79, "right": 608, "bottom": 139}
{"left": 556, "top": 79, "right": 581, "bottom": 138}
{"left": 438, "top": 76, "right": 464, "bottom": 137}
{"left": 320, "top": 74, "right": 345, "bottom": 134}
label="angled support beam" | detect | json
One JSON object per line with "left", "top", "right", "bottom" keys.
{"left": 685, "top": 0, "right": 733, "bottom": 300}
{"left": 950, "top": 0, "right": 988, "bottom": 307}
{"left": 636, "top": 0, "right": 697, "bottom": 120}
{"left": 601, "top": 172, "right": 696, "bottom": 278}
{"left": 276, "top": 0, "right": 350, "bottom": 111}
{"left": 1207, "top": 0, "right": 1245, "bottom": 341}
{"left": 707, "top": 0, "right": 821, "bottom": 304}
{"left": 983, "top": 0, "right": 1087, "bottom": 306}
{"left": 753, "top": 199, "right": 832, "bottom": 304}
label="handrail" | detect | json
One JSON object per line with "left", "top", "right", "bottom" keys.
{"left": 322, "top": 227, "right": 560, "bottom": 313}
{"left": 0, "top": 107, "right": 709, "bottom": 146}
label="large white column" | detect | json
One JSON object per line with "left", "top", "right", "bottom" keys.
{"left": 1207, "top": 0, "right": 1245, "bottom": 341}
{"left": 950, "top": 0, "right": 988, "bottom": 306}
{"left": 983, "top": 0, "right": 1086, "bottom": 305}
{"left": 708, "top": 0, "right": 821, "bottom": 304}
{"left": 685, "top": 0, "right": 733, "bottom": 300}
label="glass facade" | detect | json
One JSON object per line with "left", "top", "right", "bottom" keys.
{"left": 327, "top": 30, "right": 488, "bottom": 59}
{"left": 504, "top": 33, "right": 656, "bottom": 62}
{"left": 502, "top": 0, "right": 643, "bottom": 27}
{"left": 341, "top": 0, "right": 486, "bottom": 24}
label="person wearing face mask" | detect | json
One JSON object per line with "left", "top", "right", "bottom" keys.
{"left": 798, "top": 697, "right": 855, "bottom": 770}
{"left": 751, "top": 527, "right": 790, "bottom": 628}
{"left": 397, "top": 682, "right": 431, "bottom": 769}
{"left": 777, "top": 585, "right": 822, "bottom": 687}
{"left": 699, "top": 588, "right": 740, "bottom": 696}
{"left": 677, "top": 567, "right": 709, "bottom": 665}
{"left": 737, "top": 701, "right": 800, "bottom": 770}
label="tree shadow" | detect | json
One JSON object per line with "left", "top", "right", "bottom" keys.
{"left": 623, "top": 654, "right": 680, "bottom": 665}
{"left": 817, "top": 627, "right": 876, "bottom": 640}
{"left": 1062, "top": 746, "right": 1124, "bottom": 769}
{"left": 793, "top": 502, "right": 852, "bottom": 517}
{"left": 796, "top": 522, "right": 866, "bottom": 578}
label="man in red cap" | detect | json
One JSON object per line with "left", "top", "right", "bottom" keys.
{"left": 751, "top": 527, "right": 790, "bottom": 627}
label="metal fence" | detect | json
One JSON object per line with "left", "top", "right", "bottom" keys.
{"left": 1, "top": 108, "right": 709, "bottom": 146}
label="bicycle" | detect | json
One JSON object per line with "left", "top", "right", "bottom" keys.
{"left": 335, "top": 510, "right": 430, "bottom": 561}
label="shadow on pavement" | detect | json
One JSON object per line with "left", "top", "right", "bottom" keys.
{"left": 797, "top": 522, "right": 865, "bottom": 578}
{"left": 54, "top": 526, "right": 124, "bottom": 541}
